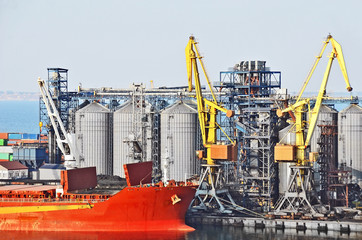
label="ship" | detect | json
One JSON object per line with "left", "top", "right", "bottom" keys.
{"left": 0, "top": 161, "right": 196, "bottom": 232}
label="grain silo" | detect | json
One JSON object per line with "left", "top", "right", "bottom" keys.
{"left": 277, "top": 124, "right": 295, "bottom": 194}
{"left": 113, "top": 101, "right": 153, "bottom": 177}
{"left": 75, "top": 102, "right": 112, "bottom": 175}
{"left": 338, "top": 104, "right": 362, "bottom": 184}
{"left": 309, "top": 104, "right": 338, "bottom": 153}
{"left": 308, "top": 105, "right": 338, "bottom": 190}
{"left": 160, "top": 101, "right": 199, "bottom": 182}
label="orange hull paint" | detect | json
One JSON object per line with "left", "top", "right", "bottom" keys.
{"left": 0, "top": 185, "right": 196, "bottom": 232}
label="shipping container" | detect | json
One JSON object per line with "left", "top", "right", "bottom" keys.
{"left": 8, "top": 133, "right": 22, "bottom": 140}
{"left": 0, "top": 152, "right": 11, "bottom": 160}
{"left": 22, "top": 133, "right": 38, "bottom": 140}
{"left": 0, "top": 133, "right": 8, "bottom": 139}
{"left": 7, "top": 141, "right": 18, "bottom": 146}
{"left": 0, "top": 146, "right": 13, "bottom": 154}
{"left": 0, "top": 139, "right": 7, "bottom": 146}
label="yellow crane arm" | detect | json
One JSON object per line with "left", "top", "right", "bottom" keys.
{"left": 186, "top": 37, "right": 207, "bottom": 144}
{"left": 330, "top": 38, "right": 352, "bottom": 92}
{"left": 296, "top": 36, "right": 331, "bottom": 103}
{"left": 186, "top": 36, "right": 218, "bottom": 103}
{"left": 185, "top": 35, "right": 235, "bottom": 148}
{"left": 204, "top": 99, "right": 234, "bottom": 118}
{"left": 304, "top": 36, "right": 353, "bottom": 148}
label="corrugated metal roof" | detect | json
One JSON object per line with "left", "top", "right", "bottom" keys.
{"left": 114, "top": 100, "right": 152, "bottom": 113}
{"left": 39, "top": 164, "right": 66, "bottom": 170}
{"left": 161, "top": 101, "right": 197, "bottom": 114}
{"left": 340, "top": 104, "right": 362, "bottom": 113}
{"left": 77, "top": 102, "right": 110, "bottom": 113}
{"left": 320, "top": 104, "right": 338, "bottom": 113}
{"left": 0, "top": 161, "right": 28, "bottom": 170}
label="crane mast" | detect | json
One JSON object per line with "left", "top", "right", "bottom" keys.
{"left": 186, "top": 36, "right": 235, "bottom": 165}
{"left": 186, "top": 36, "right": 238, "bottom": 213}
{"left": 274, "top": 35, "right": 353, "bottom": 215}
{"left": 38, "top": 78, "right": 79, "bottom": 169}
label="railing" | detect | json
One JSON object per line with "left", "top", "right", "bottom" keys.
{"left": 0, "top": 197, "right": 108, "bottom": 204}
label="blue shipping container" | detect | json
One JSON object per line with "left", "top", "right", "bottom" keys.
{"left": 8, "top": 133, "right": 22, "bottom": 140}
{"left": 21, "top": 133, "right": 38, "bottom": 140}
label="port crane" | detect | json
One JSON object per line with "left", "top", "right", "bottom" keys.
{"left": 185, "top": 36, "right": 238, "bottom": 213}
{"left": 274, "top": 35, "right": 353, "bottom": 214}
{"left": 38, "top": 78, "right": 79, "bottom": 169}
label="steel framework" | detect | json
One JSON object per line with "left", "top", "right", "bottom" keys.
{"left": 215, "top": 62, "right": 282, "bottom": 211}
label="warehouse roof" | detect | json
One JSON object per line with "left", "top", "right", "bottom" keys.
{"left": 0, "top": 161, "right": 28, "bottom": 170}
{"left": 39, "top": 164, "right": 66, "bottom": 170}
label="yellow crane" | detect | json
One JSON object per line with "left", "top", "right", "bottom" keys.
{"left": 275, "top": 34, "right": 352, "bottom": 165}
{"left": 186, "top": 36, "right": 237, "bottom": 213}
{"left": 274, "top": 35, "right": 353, "bottom": 214}
{"left": 186, "top": 36, "right": 235, "bottom": 164}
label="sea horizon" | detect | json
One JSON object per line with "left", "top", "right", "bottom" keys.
{"left": 0, "top": 100, "right": 40, "bottom": 134}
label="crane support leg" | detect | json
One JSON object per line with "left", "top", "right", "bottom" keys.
{"left": 275, "top": 165, "right": 319, "bottom": 215}
{"left": 189, "top": 164, "right": 238, "bottom": 214}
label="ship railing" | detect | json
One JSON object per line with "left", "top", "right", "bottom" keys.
{"left": 0, "top": 197, "right": 107, "bottom": 204}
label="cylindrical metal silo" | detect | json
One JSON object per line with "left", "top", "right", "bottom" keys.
{"left": 278, "top": 125, "right": 295, "bottom": 194}
{"left": 75, "top": 102, "right": 112, "bottom": 175}
{"left": 338, "top": 104, "right": 362, "bottom": 184}
{"left": 308, "top": 105, "right": 338, "bottom": 190}
{"left": 160, "top": 101, "right": 199, "bottom": 182}
{"left": 113, "top": 101, "right": 153, "bottom": 177}
{"left": 309, "top": 104, "right": 338, "bottom": 153}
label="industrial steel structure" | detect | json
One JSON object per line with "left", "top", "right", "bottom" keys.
{"left": 216, "top": 61, "right": 281, "bottom": 211}
{"left": 37, "top": 35, "right": 362, "bottom": 218}
{"left": 274, "top": 35, "right": 352, "bottom": 215}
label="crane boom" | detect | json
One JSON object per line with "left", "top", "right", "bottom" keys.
{"left": 38, "top": 78, "right": 78, "bottom": 169}
{"left": 276, "top": 35, "right": 352, "bottom": 164}
{"left": 186, "top": 35, "right": 239, "bottom": 213}
{"left": 274, "top": 35, "right": 353, "bottom": 215}
{"left": 185, "top": 36, "right": 235, "bottom": 165}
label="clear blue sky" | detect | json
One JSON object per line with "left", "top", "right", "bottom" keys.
{"left": 1, "top": 0, "right": 361, "bottom": 95}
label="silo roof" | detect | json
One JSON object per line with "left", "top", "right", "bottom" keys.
{"left": 340, "top": 104, "right": 362, "bottom": 113}
{"left": 114, "top": 100, "right": 152, "bottom": 113}
{"left": 319, "top": 104, "right": 338, "bottom": 113}
{"left": 77, "top": 102, "right": 110, "bottom": 113}
{"left": 161, "top": 101, "right": 197, "bottom": 114}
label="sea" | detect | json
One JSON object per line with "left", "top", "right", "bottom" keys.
{"left": 1, "top": 225, "right": 361, "bottom": 240}
{"left": 0, "top": 101, "right": 361, "bottom": 239}
{"left": 0, "top": 101, "right": 39, "bottom": 134}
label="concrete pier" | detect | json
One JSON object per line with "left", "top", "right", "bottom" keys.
{"left": 186, "top": 214, "right": 362, "bottom": 233}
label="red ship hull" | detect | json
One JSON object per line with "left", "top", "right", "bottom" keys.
{"left": 0, "top": 185, "right": 196, "bottom": 232}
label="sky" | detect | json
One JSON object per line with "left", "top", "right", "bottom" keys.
{"left": 0, "top": 0, "right": 361, "bottom": 96}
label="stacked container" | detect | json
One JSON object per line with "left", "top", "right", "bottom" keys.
{"left": 338, "top": 104, "right": 362, "bottom": 184}
{"left": 0, "top": 133, "right": 12, "bottom": 161}
{"left": 75, "top": 102, "right": 113, "bottom": 175}
{"left": 160, "top": 101, "right": 199, "bottom": 182}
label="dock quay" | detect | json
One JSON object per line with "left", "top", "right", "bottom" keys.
{"left": 186, "top": 214, "right": 362, "bottom": 234}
